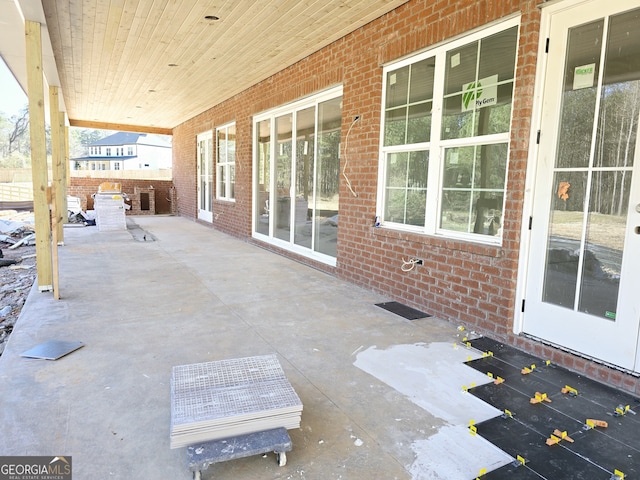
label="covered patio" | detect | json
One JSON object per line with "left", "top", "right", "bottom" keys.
{"left": 0, "top": 216, "right": 508, "bottom": 479}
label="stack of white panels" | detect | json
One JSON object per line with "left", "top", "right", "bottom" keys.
{"left": 94, "top": 194, "right": 126, "bottom": 231}
{"left": 170, "top": 354, "right": 303, "bottom": 449}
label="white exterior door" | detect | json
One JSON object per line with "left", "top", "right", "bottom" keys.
{"left": 524, "top": 0, "right": 640, "bottom": 370}
{"left": 197, "top": 131, "right": 213, "bottom": 222}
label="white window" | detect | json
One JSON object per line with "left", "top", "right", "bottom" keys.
{"left": 378, "top": 19, "right": 519, "bottom": 243}
{"left": 216, "top": 122, "right": 236, "bottom": 201}
{"left": 114, "top": 162, "right": 120, "bottom": 170}
{"left": 128, "top": 146, "right": 134, "bottom": 156}
{"left": 106, "top": 147, "right": 111, "bottom": 156}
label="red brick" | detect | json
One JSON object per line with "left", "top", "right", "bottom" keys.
{"left": 167, "top": 0, "right": 636, "bottom": 393}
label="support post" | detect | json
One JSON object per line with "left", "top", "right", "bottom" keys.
{"left": 61, "top": 114, "right": 69, "bottom": 223}
{"left": 50, "top": 86, "right": 65, "bottom": 244}
{"left": 25, "top": 20, "right": 53, "bottom": 291}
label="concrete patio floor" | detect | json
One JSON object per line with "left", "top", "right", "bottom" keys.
{"left": 0, "top": 216, "right": 511, "bottom": 479}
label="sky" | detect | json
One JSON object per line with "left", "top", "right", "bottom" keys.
{"left": 0, "top": 57, "right": 28, "bottom": 118}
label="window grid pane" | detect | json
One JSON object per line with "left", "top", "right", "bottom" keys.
{"left": 217, "top": 124, "right": 236, "bottom": 200}
{"left": 440, "top": 144, "right": 506, "bottom": 236}
{"left": 384, "top": 151, "right": 429, "bottom": 226}
{"left": 384, "top": 58, "right": 435, "bottom": 146}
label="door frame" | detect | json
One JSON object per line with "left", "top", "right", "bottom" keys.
{"left": 515, "top": 0, "right": 640, "bottom": 371}
{"left": 196, "top": 130, "right": 213, "bottom": 222}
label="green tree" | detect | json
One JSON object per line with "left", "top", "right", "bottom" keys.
{"left": 0, "top": 105, "right": 31, "bottom": 167}
{"left": 69, "top": 127, "right": 113, "bottom": 158}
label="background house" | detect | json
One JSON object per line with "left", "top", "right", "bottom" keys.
{"left": 71, "top": 131, "right": 171, "bottom": 171}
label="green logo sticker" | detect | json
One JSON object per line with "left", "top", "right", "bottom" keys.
{"left": 463, "top": 82, "right": 483, "bottom": 110}
{"left": 461, "top": 74, "right": 498, "bottom": 112}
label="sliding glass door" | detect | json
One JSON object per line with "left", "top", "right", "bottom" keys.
{"left": 253, "top": 87, "right": 343, "bottom": 264}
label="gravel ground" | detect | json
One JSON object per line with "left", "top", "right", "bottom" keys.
{"left": 0, "top": 211, "right": 37, "bottom": 356}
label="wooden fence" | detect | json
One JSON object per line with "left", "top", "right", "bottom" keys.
{"left": 0, "top": 183, "right": 33, "bottom": 201}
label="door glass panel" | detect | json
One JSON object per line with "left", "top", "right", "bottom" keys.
{"left": 275, "top": 114, "right": 293, "bottom": 241}
{"left": 595, "top": 9, "right": 640, "bottom": 168}
{"left": 255, "top": 119, "right": 271, "bottom": 235}
{"left": 294, "top": 107, "right": 315, "bottom": 248}
{"left": 543, "top": 171, "right": 588, "bottom": 308}
{"left": 198, "top": 135, "right": 213, "bottom": 215}
{"left": 199, "top": 140, "right": 206, "bottom": 209}
{"left": 542, "top": 9, "right": 640, "bottom": 320}
{"left": 315, "top": 97, "right": 342, "bottom": 257}
{"left": 578, "top": 171, "right": 630, "bottom": 317}
{"left": 555, "top": 20, "right": 603, "bottom": 169}
{"left": 578, "top": 7, "right": 640, "bottom": 318}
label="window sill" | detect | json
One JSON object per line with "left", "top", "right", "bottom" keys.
{"left": 371, "top": 225, "right": 505, "bottom": 258}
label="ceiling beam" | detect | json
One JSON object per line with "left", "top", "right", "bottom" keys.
{"left": 69, "top": 119, "right": 172, "bottom": 135}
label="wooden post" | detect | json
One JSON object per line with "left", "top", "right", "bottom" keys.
{"left": 60, "top": 123, "right": 71, "bottom": 210}
{"left": 51, "top": 188, "right": 60, "bottom": 300}
{"left": 61, "top": 114, "right": 69, "bottom": 223}
{"left": 25, "top": 20, "right": 53, "bottom": 291}
{"left": 50, "top": 86, "right": 65, "bottom": 244}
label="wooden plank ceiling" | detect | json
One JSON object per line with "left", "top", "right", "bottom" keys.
{"left": 42, "top": 0, "right": 409, "bottom": 133}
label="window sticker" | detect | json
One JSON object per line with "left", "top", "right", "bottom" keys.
{"left": 573, "top": 63, "right": 595, "bottom": 90}
{"left": 462, "top": 74, "right": 498, "bottom": 112}
{"left": 451, "top": 52, "right": 461, "bottom": 68}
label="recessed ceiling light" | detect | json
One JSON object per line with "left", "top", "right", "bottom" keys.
{"left": 204, "top": 15, "right": 219, "bottom": 20}
{"left": 168, "top": 63, "right": 178, "bottom": 67}
{"left": 148, "top": 89, "right": 156, "bottom": 93}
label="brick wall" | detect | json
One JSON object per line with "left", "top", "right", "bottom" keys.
{"left": 170, "top": 0, "right": 640, "bottom": 395}
{"left": 174, "top": 0, "right": 536, "bottom": 324}
{"left": 68, "top": 177, "right": 174, "bottom": 214}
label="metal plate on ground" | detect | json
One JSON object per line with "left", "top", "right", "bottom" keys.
{"left": 375, "top": 301, "right": 431, "bottom": 320}
{"left": 20, "top": 340, "right": 84, "bottom": 360}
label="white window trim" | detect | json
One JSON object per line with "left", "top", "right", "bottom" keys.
{"left": 376, "top": 17, "right": 520, "bottom": 245}
{"left": 216, "top": 121, "right": 236, "bottom": 202}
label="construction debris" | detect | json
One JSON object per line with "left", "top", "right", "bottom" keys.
{"left": 0, "top": 210, "right": 37, "bottom": 356}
